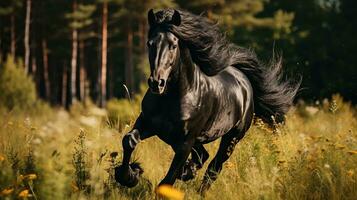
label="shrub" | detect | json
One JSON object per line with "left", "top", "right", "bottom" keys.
{"left": 106, "top": 97, "right": 140, "bottom": 130}
{"left": 106, "top": 86, "right": 146, "bottom": 130}
{"left": 0, "top": 55, "right": 37, "bottom": 111}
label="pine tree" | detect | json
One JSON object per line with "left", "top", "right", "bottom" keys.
{"left": 24, "top": 0, "right": 31, "bottom": 74}
{"left": 66, "top": 2, "right": 96, "bottom": 105}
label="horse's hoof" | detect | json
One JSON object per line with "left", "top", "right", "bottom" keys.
{"left": 115, "top": 162, "right": 143, "bottom": 188}
{"left": 179, "top": 160, "right": 196, "bottom": 181}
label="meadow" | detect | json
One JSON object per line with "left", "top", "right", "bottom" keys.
{"left": 0, "top": 94, "right": 356, "bottom": 200}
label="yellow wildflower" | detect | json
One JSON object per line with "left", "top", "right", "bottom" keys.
{"left": 156, "top": 184, "right": 184, "bottom": 200}
{"left": 18, "top": 189, "right": 29, "bottom": 198}
{"left": 71, "top": 181, "right": 79, "bottom": 192}
{"left": 347, "top": 150, "right": 357, "bottom": 155}
{"left": 25, "top": 174, "right": 37, "bottom": 180}
{"left": 347, "top": 170, "right": 354, "bottom": 177}
{"left": 19, "top": 175, "right": 25, "bottom": 181}
{"left": 226, "top": 161, "right": 235, "bottom": 169}
{"left": 336, "top": 144, "right": 345, "bottom": 149}
{"left": 0, "top": 155, "right": 5, "bottom": 162}
{"left": 1, "top": 188, "right": 14, "bottom": 195}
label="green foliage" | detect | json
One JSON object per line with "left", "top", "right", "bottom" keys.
{"left": 73, "top": 130, "right": 90, "bottom": 191}
{"left": 66, "top": 3, "right": 96, "bottom": 30}
{"left": 106, "top": 98, "right": 137, "bottom": 128}
{"left": 0, "top": 0, "right": 23, "bottom": 16}
{"left": 177, "top": 0, "right": 294, "bottom": 35}
{"left": 258, "top": 0, "right": 357, "bottom": 102}
{"left": 0, "top": 55, "right": 37, "bottom": 111}
{"left": 112, "top": 0, "right": 177, "bottom": 22}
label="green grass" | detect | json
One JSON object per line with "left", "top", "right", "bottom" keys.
{"left": 0, "top": 94, "right": 356, "bottom": 200}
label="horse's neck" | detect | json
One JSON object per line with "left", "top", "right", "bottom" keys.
{"left": 177, "top": 47, "right": 200, "bottom": 92}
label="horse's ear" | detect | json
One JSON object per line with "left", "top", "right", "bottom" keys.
{"left": 170, "top": 10, "right": 181, "bottom": 26}
{"left": 148, "top": 9, "right": 156, "bottom": 27}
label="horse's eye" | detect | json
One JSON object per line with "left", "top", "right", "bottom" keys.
{"left": 172, "top": 44, "right": 177, "bottom": 49}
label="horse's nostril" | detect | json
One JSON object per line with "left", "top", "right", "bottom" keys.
{"left": 158, "top": 79, "right": 165, "bottom": 87}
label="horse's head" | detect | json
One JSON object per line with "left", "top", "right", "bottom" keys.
{"left": 147, "top": 9, "right": 181, "bottom": 95}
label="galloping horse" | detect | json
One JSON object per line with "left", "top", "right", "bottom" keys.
{"left": 115, "top": 8, "right": 300, "bottom": 194}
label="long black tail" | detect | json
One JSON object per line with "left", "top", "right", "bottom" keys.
{"left": 232, "top": 48, "right": 301, "bottom": 125}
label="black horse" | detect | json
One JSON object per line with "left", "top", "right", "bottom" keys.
{"left": 115, "top": 8, "right": 300, "bottom": 195}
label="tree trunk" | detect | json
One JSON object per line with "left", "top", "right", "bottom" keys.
{"left": 31, "top": 55, "right": 36, "bottom": 75}
{"left": 31, "top": 55, "right": 38, "bottom": 94}
{"left": 24, "top": 0, "right": 31, "bottom": 74}
{"left": 42, "top": 39, "right": 50, "bottom": 100}
{"left": 100, "top": 1, "right": 108, "bottom": 107}
{"left": 70, "top": 1, "right": 78, "bottom": 105}
{"left": 109, "top": 64, "right": 113, "bottom": 99}
{"left": 31, "top": 55, "right": 36, "bottom": 78}
{"left": 62, "top": 63, "right": 68, "bottom": 107}
{"left": 10, "top": 14, "right": 16, "bottom": 57}
{"left": 0, "top": 31, "right": 2, "bottom": 60}
{"left": 138, "top": 19, "right": 147, "bottom": 55}
{"left": 79, "top": 39, "right": 86, "bottom": 102}
{"left": 125, "top": 19, "right": 134, "bottom": 96}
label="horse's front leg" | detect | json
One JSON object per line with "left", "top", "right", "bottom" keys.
{"left": 159, "top": 138, "right": 195, "bottom": 186}
{"left": 115, "top": 114, "right": 153, "bottom": 187}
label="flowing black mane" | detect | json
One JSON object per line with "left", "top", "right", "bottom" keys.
{"left": 149, "top": 8, "right": 300, "bottom": 123}
{"left": 149, "top": 9, "right": 252, "bottom": 75}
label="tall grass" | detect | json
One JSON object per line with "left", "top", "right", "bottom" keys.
{"left": 0, "top": 94, "right": 356, "bottom": 199}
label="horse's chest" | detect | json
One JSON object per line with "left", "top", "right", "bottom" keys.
{"left": 143, "top": 98, "right": 199, "bottom": 142}
{"left": 150, "top": 112, "right": 177, "bottom": 132}
{"left": 142, "top": 100, "right": 179, "bottom": 135}
{"left": 142, "top": 91, "right": 232, "bottom": 144}
{"left": 146, "top": 113, "right": 185, "bottom": 145}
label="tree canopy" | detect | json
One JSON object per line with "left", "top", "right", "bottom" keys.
{"left": 0, "top": 0, "right": 356, "bottom": 106}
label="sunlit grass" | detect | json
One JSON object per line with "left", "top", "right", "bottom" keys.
{"left": 0, "top": 94, "right": 356, "bottom": 199}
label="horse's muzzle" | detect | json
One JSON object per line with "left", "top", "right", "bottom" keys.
{"left": 148, "top": 76, "right": 166, "bottom": 94}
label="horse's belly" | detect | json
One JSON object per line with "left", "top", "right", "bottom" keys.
{"left": 196, "top": 111, "right": 239, "bottom": 143}
{"left": 196, "top": 127, "right": 233, "bottom": 143}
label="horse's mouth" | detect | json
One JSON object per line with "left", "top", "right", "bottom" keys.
{"left": 149, "top": 86, "right": 166, "bottom": 95}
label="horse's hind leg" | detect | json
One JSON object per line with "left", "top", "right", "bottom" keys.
{"left": 179, "top": 144, "right": 209, "bottom": 181}
{"left": 199, "top": 128, "right": 245, "bottom": 195}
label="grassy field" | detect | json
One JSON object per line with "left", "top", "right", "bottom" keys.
{"left": 0, "top": 94, "right": 356, "bottom": 200}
